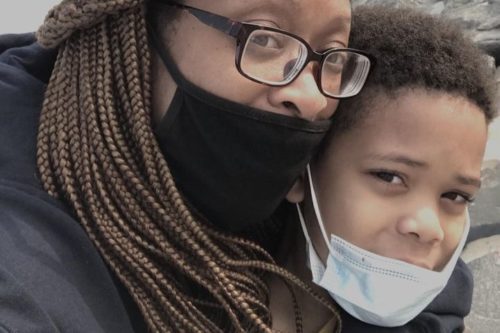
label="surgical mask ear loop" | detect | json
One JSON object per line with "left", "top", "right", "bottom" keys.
{"left": 297, "top": 202, "right": 313, "bottom": 245}
{"left": 306, "top": 164, "right": 336, "bottom": 256}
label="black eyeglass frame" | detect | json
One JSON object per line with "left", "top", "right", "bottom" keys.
{"left": 152, "top": 0, "right": 376, "bottom": 99}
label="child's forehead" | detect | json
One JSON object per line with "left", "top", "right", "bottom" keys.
{"left": 397, "top": 91, "right": 479, "bottom": 128}
{"left": 324, "top": 88, "right": 488, "bottom": 164}
{"left": 358, "top": 88, "right": 484, "bottom": 127}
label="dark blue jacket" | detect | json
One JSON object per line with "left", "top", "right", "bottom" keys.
{"left": 0, "top": 33, "right": 472, "bottom": 333}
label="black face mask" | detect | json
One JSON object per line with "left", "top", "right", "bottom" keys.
{"left": 151, "top": 31, "right": 332, "bottom": 232}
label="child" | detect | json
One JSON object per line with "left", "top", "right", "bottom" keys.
{"left": 276, "top": 5, "right": 497, "bottom": 332}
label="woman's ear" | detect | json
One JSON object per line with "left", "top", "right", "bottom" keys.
{"left": 286, "top": 173, "right": 305, "bottom": 203}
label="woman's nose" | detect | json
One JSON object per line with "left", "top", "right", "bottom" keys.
{"left": 267, "top": 64, "right": 334, "bottom": 121}
{"left": 397, "top": 207, "right": 445, "bottom": 244}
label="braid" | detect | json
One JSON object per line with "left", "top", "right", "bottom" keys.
{"left": 35, "top": 1, "right": 341, "bottom": 332}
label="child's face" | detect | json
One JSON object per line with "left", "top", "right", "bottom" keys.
{"left": 306, "top": 88, "right": 488, "bottom": 271}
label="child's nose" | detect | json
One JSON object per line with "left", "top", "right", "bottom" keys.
{"left": 397, "top": 207, "right": 444, "bottom": 244}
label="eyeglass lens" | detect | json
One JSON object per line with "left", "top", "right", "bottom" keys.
{"left": 240, "top": 29, "right": 371, "bottom": 98}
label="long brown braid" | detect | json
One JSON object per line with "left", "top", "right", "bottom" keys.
{"left": 35, "top": 0, "right": 342, "bottom": 332}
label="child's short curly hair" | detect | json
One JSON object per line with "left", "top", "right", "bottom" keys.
{"left": 330, "top": 5, "right": 498, "bottom": 134}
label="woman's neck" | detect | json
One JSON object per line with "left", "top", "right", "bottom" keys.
{"left": 267, "top": 209, "right": 333, "bottom": 333}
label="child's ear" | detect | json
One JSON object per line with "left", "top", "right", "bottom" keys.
{"left": 286, "top": 173, "right": 305, "bottom": 203}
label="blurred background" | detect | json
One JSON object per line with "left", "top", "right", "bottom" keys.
{"left": 0, "top": 1, "right": 59, "bottom": 34}
{"left": 1, "top": 0, "right": 499, "bottom": 332}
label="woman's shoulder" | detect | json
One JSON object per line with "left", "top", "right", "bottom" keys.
{"left": 0, "top": 34, "right": 144, "bottom": 333}
{"left": 0, "top": 33, "right": 56, "bottom": 84}
{"left": 0, "top": 33, "right": 57, "bottom": 186}
{"left": 0, "top": 179, "right": 141, "bottom": 333}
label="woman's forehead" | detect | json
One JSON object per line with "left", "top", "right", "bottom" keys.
{"left": 188, "top": 0, "right": 351, "bottom": 21}
{"left": 188, "top": 0, "right": 351, "bottom": 40}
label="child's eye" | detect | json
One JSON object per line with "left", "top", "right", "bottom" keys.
{"left": 442, "top": 192, "right": 474, "bottom": 205}
{"left": 371, "top": 171, "right": 405, "bottom": 185}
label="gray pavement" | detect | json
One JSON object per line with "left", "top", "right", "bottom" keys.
{"left": 462, "top": 162, "right": 500, "bottom": 333}
{"left": 462, "top": 237, "right": 500, "bottom": 332}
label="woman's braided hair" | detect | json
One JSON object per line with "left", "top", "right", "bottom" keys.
{"left": 35, "top": 0, "right": 341, "bottom": 332}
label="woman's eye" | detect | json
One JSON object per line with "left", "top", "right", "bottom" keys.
{"left": 372, "top": 171, "right": 404, "bottom": 185}
{"left": 323, "top": 53, "right": 346, "bottom": 74}
{"left": 249, "top": 33, "right": 281, "bottom": 49}
{"left": 442, "top": 192, "right": 474, "bottom": 205}
{"left": 326, "top": 52, "right": 347, "bottom": 66}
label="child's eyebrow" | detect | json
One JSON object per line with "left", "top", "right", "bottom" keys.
{"left": 366, "top": 153, "right": 482, "bottom": 189}
{"left": 455, "top": 174, "right": 482, "bottom": 189}
{"left": 366, "top": 153, "right": 428, "bottom": 168}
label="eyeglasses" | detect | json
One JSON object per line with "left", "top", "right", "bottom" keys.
{"left": 152, "top": 1, "right": 375, "bottom": 99}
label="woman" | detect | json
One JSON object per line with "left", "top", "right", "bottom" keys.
{"left": 0, "top": 0, "right": 371, "bottom": 332}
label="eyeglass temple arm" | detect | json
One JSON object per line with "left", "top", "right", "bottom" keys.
{"left": 153, "top": 0, "right": 242, "bottom": 38}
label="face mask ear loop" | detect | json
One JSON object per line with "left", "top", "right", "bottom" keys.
{"left": 306, "top": 164, "right": 336, "bottom": 255}
{"left": 464, "top": 208, "right": 471, "bottom": 235}
{"left": 439, "top": 208, "right": 470, "bottom": 272}
{"left": 297, "top": 202, "right": 313, "bottom": 244}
